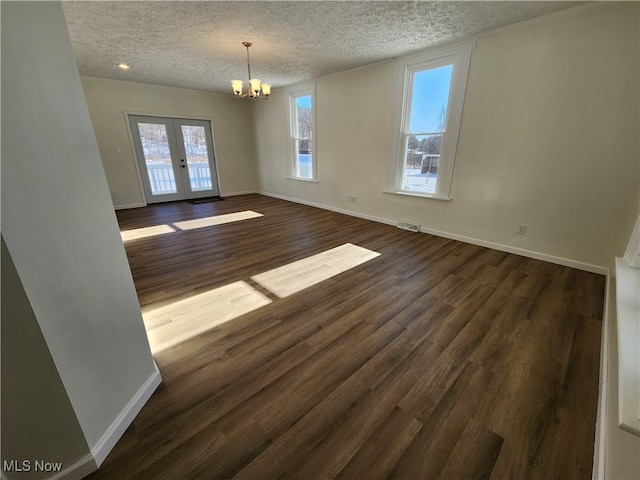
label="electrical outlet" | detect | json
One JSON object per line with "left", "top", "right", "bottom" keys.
{"left": 116, "top": 147, "right": 125, "bottom": 154}
{"left": 517, "top": 224, "right": 527, "bottom": 235}
{"left": 111, "top": 191, "right": 118, "bottom": 198}
{"left": 345, "top": 195, "right": 357, "bottom": 203}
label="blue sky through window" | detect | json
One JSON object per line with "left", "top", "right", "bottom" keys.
{"left": 296, "top": 95, "right": 312, "bottom": 109}
{"left": 409, "top": 65, "right": 453, "bottom": 134}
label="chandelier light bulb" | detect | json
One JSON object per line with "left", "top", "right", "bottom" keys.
{"left": 249, "top": 78, "right": 262, "bottom": 96}
{"left": 231, "top": 80, "right": 243, "bottom": 96}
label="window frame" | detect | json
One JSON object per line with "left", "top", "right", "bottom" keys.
{"left": 288, "top": 84, "right": 317, "bottom": 182}
{"left": 388, "top": 40, "right": 474, "bottom": 200}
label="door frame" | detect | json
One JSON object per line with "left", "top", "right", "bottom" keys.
{"left": 124, "top": 111, "right": 223, "bottom": 206}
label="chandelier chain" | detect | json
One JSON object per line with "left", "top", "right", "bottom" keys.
{"left": 245, "top": 43, "right": 252, "bottom": 81}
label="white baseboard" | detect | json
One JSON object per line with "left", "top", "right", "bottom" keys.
{"left": 52, "top": 364, "right": 162, "bottom": 480}
{"left": 52, "top": 454, "right": 97, "bottom": 480}
{"left": 258, "top": 190, "right": 397, "bottom": 225}
{"left": 91, "top": 365, "right": 162, "bottom": 466}
{"left": 112, "top": 192, "right": 257, "bottom": 210}
{"left": 593, "top": 273, "right": 611, "bottom": 479}
{"left": 221, "top": 190, "right": 258, "bottom": 197}
{"left": 418, "top": 225, "right": 608, "bottom": 275}
{"left": 112, "top": 192, "right": 259, "bottom": 210}
{"left": 258, "top": 191, "right": 608, "bottom": 275}
{"left": 114, "top": 202, "right": 146, "bottom": 210}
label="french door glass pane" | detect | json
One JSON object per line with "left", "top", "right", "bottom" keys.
{"left": 402, "top": 134, "right": 442, "bottom": 194}
{"left": 138, "top": 123, "right": 176, "bottom": 195}
{"left": 180, "top": 125, "right": 212, "bottom": 192}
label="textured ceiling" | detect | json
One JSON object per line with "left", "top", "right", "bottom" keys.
{"left": 62, "top": 1, "right": 585, "bottom": 94}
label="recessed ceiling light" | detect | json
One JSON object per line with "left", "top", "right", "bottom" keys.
{"left": 117, "top": 63, "right": 130, "bottom": 70}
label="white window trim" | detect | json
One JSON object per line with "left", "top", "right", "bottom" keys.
{"left": 616, "top": 211, "right": 640, "bottom": 439}
{"left": 386, "top": 39, "right": 474, "bottom": 200}
{"left": 623, "top": 212, "right": 640, "bottom": 268}
{"left": 287, "top": 83, "right": 317, "bottom": 182}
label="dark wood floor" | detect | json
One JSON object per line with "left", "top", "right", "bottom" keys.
{"left": 88, "top": 194, "right": 604, "bottom": 480}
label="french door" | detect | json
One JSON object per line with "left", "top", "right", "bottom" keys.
{"left": 129, "top": 115, "right": 220, "bottom": 203}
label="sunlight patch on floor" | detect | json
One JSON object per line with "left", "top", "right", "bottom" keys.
{"left": 121, "top": 210, "right": 264, "bottom": 241}
{"left": 144, "top": 281, "right": 272, "bottom": 353}
{"left": 141, "top": 243, "right": 380, "bottom": 353}
{"left": 251, "top": 243, "right": 381, "bottom": 298}
{"left": 121, "top": 224, "right": 177, "bottom": 242}
{"left": 173, "top": 210, "right": 264, "bottom": 230}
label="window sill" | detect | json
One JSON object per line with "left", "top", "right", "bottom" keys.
{"left": 383, "top": 189, "right": 451, "bottom": 202}
{"left": 287, "top": 177, "right": 318, "bottom": 183}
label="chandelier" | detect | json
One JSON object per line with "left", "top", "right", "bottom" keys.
{"left": 231, "top": 42, "right": 271, "bottom": 100}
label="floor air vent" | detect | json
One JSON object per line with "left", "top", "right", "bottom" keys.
{"left": 397, "top": 221, "right": 421, "bottom": 233}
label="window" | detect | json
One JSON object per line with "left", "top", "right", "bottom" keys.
{"left": 289, "top": 87, "right": 315, "bottom": 181}
{"left": 389, "top": 40, "right": 473, "bottom": 200}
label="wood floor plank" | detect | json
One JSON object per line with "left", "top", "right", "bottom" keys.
{"left": 87, "top": 194, "right": 604, "bottom": 480}
{"left": 284, "top": 337, "right": 441, "bottom": 479}
{"left": 390, "top": 361, "right": 494, "bottom": 479}
{"left": 256, "top": 320, "right": 404, "bottom": 435}
{"left": 437, "top": 418, "right": 504, "bottom": 480}
{"left": 233, "top": 376, "right": 372, "bottom": 479}
{"left": 336, "top": 407, "right": 423, "bottom": 480}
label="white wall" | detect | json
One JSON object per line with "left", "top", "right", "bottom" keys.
{"left": 81, "top": 76, "right": 259, "bottom": 207}
{"left": 2, "top": 0, "right": 157, "bottom": 458}
{"left": 1, "top": 238, "right": 90, "bottom": 480}
{"left": 254, "top": 2, "right": 639, "bottom": 271}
